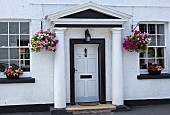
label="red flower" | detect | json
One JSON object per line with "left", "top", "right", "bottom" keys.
{"left": 134, "top": 30, "right": 140, "bottom": 34}
{"left": 123, "top": 30, "right": 151, "bottom": 52}
{"left": 147, "top": 63, "right": 164, "bottom": 71}
{"left": 4, "top": 66, "right": 24, "bottom": 77}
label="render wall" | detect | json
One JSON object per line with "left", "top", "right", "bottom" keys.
{"left": 0, "top": 0, "right": 170, "bottom": 106}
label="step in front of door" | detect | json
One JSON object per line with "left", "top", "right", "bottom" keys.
{"left": 78, "top": 102, "right": 98, "bottom": 106}
{"left": 66, "top": 103, "right": 116, "bottom": 114}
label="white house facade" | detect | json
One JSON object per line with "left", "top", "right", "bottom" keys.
{"left": 0, "top": 0, "right": 170, "bottom": 113}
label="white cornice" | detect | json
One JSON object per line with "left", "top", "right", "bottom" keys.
{"left": 53, "top": 19, "right": 127, "bottom": 25}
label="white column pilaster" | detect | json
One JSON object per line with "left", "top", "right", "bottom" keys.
{"left": 53, "top": 28, "right": 67, "bottom": 108}
{"left": 112, "top": 28, "right": 124, "bottom": 105}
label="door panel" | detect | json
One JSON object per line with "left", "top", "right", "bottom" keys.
{"left": 76, "top": 58, "right": 85, "bottom": 72}
{"left": 74, "top": 44, "right": 99, "bottom": 102}
{"left": 87, "top": 46, "right": 96, "bottom": 54}
{"left": 76, "top": 81, "right": 85, "bottom": 97}
{"left": 76, "top": 46, "right": 84, "bottom": 54}
{"left": 87, "top": 80, "right": 96, "bottom": 97}
{"left": 87, "top": 58, "right": 96, "bottom": 72}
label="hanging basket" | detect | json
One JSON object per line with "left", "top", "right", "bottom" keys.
{"left": 123, "top": 30, "right": 151, "bottom": 53}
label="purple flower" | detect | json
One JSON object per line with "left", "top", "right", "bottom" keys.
{"left": 123, "top": 30, "right": 151, "bottom": 52}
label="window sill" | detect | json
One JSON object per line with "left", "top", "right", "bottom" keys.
{"left": 137, "top": 73, "right": 170, "bottom": 79}
{"left": 0, "top": 77, "right": 35, "bottom": 84}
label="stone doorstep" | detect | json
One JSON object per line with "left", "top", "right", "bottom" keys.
{"left": 50, "top": 104, "right": 130, "bottom": 114}
{"left": 66, "top": 103, "right": 116, "bottom": 113}
{"left": 72, "top": 109, "right": 113, "bottom": 114}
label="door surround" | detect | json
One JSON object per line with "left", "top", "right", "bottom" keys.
{"left": 70, "top": 39, "right": 106, "bottom": 105}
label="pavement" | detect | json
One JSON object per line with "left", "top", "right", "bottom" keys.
{"left": 1, "top": 104, "right": 170, "bottom": 115}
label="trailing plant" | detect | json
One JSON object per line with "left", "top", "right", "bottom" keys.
{"left": 30, "top": 30, "right": 59, "bottom": 52}
{"left": 123, "top": 30, "right": 151, "bottom": 52}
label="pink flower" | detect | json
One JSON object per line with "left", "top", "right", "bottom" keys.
{"left": 134, "top": 30, "right": 140, "bottom": 34}
{"left": 54, "top": 40, "right": 59, "bottom": 44}
{"left": 31, "top": 30, "right": 58, "bottom": 52}
{"left": 42, "top": 41, "right": 45, "bottom": 45}
{"left": 36, "top": 41, "right": 41, "bottom": 44}
{"left": 123, "top": 30, "right": 151, "bottom": 52}
{"left": 38, "top": 33, "right": 42, "bottom": 37}
{"left": 45, "top": 39, "right": 48, "bottom": 43}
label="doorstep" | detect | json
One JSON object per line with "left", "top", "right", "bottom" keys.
{"left": 66, "top": 103, "right": 116, "bottom": 114}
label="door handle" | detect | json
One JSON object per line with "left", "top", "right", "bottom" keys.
{"left": 84, "top": 48, "right": 87, "bottom": 57}
{"left": 74, "top": 68, "right": 78, "bottom": 73}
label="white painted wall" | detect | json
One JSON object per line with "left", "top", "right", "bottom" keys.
{"left": 0, "top": 0, "right": 170, "bottom": 106}
{"left": 0, "top": 50, "right": 54, "bottom": 106}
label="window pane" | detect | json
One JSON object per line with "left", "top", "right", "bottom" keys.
{"left": 139, "top": 52, "right": 147, "bottom": 58}
{"left": 157, "top": 48, "right": 164, "bottom": 57}
{"left": 157, "top": 24, "right": 164, "bottom": 34}
{"left": 20, "top": 35, "right": 29, "bottom": 46}
{"left": 157, "top": 35, "right": 165, "bottom": 46}
{"left": 140, "top": 59, "right": 147, "bottom": 69}
{"left": 25, "top": 48, "right": 30, "bottom": 59}
{"left": 0, "top": 61, "right": 8, "bottom": 72}
{"left": 20, "top": 22, "right": 29, "bottom": 34}
{"left": 0, "top": 22, "right": 8, "bottom": 34}
{"left": 157, "top": 59, "right": 164, "bottom": 68}
{"left": 20, "top": 48, "right": 30, "bottom": 59}
{"left": 10, "top": 60, "right": 19, "bottom": 68}
{"left": 10, "top": 48, "right": 19, "bottom": 59}
{"left": 148, "top": 24, "right": 156, "bottom": 34}
{"left": 9, "top": 35, "right": 19, "bottom": 46}
{"left": 148, "top": 59, "right": 155, "bottom": 64}
{"left": 149, "top": 35, "right": 156, "bottom": 46}
{"left": 9, "top": 22, "right": 19, "bottom": 34}
{"left": 139, "top": 24, "right": 147, "bottom": 33}
{"left": 21, "top": 60, "right": 30, "bottom": 72}
{"left": 0, "top": 48, "right": 8, "bottom": 59}
{"left": 148, "top": 47, "right": 155, "bottom": 57}
{"left": 0, "top": 35, "right": 8, "bottom": 47}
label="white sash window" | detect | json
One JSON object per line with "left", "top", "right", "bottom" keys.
{"left": 139, "top": 23, "right": 166, "bottom": 72}
{"left": 0, "top": 21, "right": 30, "bottom": 72}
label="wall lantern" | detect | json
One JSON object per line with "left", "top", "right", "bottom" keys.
{"left": 85, "top": 29, "right": 91, "bottom": 42}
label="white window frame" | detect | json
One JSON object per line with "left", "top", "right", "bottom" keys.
{"left": 0, "top": 20, "right": 31, "bottom": 78}
{"left": 139, "top": 22, "right": 168, "bottom": 74}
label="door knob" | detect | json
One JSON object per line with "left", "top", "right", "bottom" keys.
{"left": 74, "top": 68, "right": 78, "bottom": 73}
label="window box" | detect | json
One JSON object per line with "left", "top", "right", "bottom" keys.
{"left": 137, "top": 73, "right": 170, "bottom": 79}
{"left": 0, "top": 77, "right": 35, "bottom": 84}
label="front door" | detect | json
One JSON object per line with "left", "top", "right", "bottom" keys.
{"left": 74, "top": 44, "right": 99, "bottom": 102}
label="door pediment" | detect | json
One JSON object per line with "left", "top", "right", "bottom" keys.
{"left": 46, "top": 2, "right": 131, "bottom": 24}
{"left": 60, "top": 9, "right": 121, "bottom": 19}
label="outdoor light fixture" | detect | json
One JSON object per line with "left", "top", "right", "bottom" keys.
{"left": 85, "top": 29, "right": 91, "bottom": 42}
